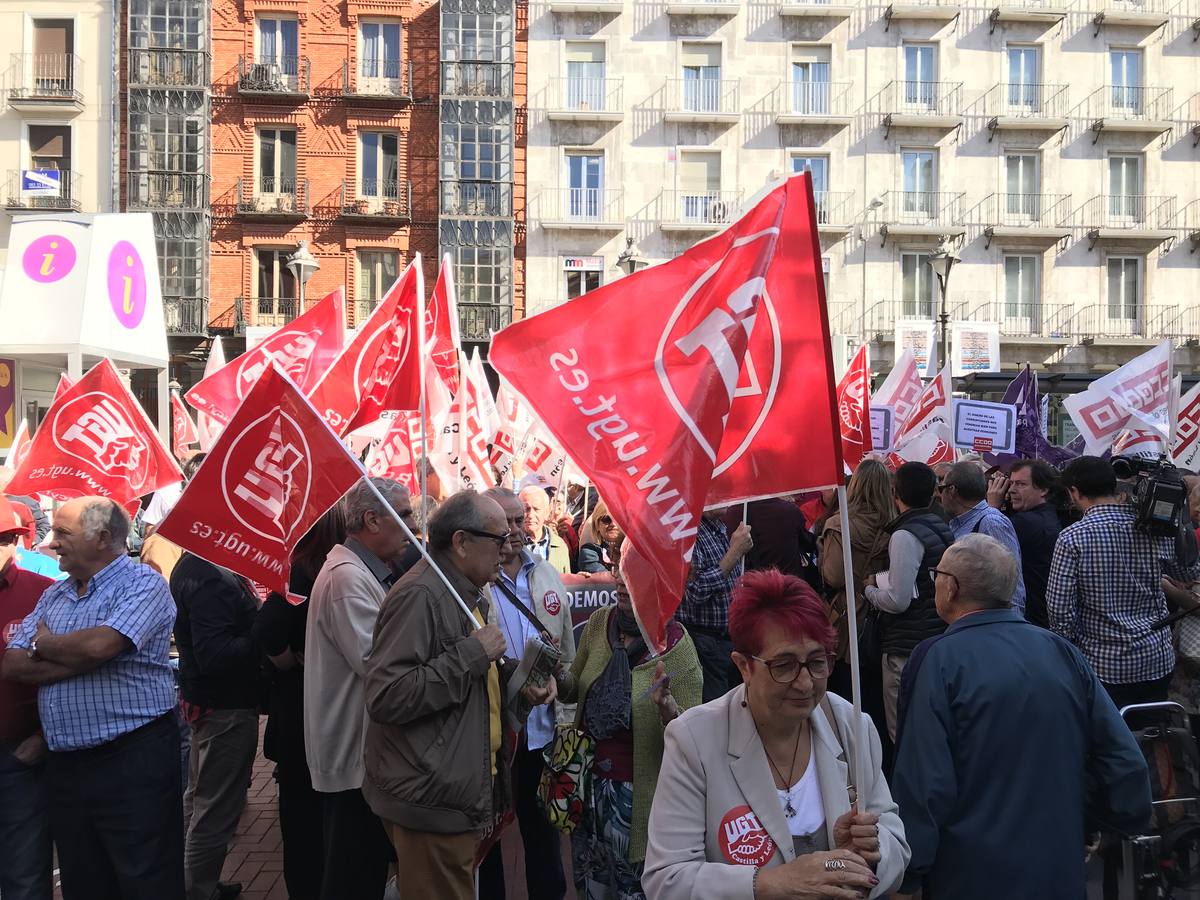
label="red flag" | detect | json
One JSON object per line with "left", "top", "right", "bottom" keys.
{"left": 2, "top": 419, "right": 30, "bottom": 472}
{"left": 7, "top": 358, "right": 182, "bottom": 504}
{"left": 836, "top": 345, "right": 873, "bottom": 472}
{"left": 308, "top": 261, "right": 423, "bottom": 436}
{"left": 490, "top": 177, "right": 810, "bottom": 649}
{"left": 366, "top": 412, "right": 420, "bottom": 493}
{"left": 171, "top": 393, "right": 199, "bottom": 459}
{"left": 894, "top": 363, "right": 953, "bottom": 449}
{"left": 431, "top": 367, "right": 496, "bottom": 492}
{"left": 52, "top": 374, "right": 74, "bottom": 405}
{"left": 427, "top": 255, "right": 461, "bottom": 398}
{"left": 157, "top": 365, "right": 365, "bottom": 594}
{"left": 185, "top": 288, "right": 347, "bottom": 427}
{"left": 195, "top": 335, "right": 227, "bottom": 451}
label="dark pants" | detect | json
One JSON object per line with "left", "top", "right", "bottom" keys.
{"left": 276, "top": 764, "right": 325, "bottom": 900}
{"left": 320, "top": 787, "right": 394, "bottom": 900}
{"left": 479, "top": 739, "right": 567, "bottom": 900}
{"left": 688, "top": 628, "right": 741, "bottom": 703}
{"left": 1103, "top": 673, "right": 1173, "bottom": 729}
{"left": 0, "top": 746, "right": 53, "bottom": 900}
{"left": 47, "top": 712, "right": 185, "bottom": 900}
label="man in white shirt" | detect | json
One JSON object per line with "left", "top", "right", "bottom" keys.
{"left": 479, "top": 488, "right": 575, "bottom": 900}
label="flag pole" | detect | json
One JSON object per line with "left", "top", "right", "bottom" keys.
{"left": 836, "top": 486, "right": 866, "bottom": 806}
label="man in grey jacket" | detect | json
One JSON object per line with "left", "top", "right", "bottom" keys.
{"left": 303, "top": 478, "right": 414, "bottom": 900}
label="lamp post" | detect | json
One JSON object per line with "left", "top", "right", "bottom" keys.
{"left": 614, "top": 236, "right": 646, "bottom": 277}
{"left": 285, "top": 240, "right": 320, "bottom": 315}
{"left": 856, "top": 196, "right": 884, "bottom": 343}
{"left": 927, "top": 236, "right": 959, "bottom": 374}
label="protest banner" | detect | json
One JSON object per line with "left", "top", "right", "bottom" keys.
{"left": 1062, "top": 341, "right": 1171, "bottom": 454}
{"left": 952, "top": 399, "right": 1018, "bottom": 454}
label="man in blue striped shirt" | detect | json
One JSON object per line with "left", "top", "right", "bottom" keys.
{"left": 2, "top": 496, "right": 183, "bottom": 900}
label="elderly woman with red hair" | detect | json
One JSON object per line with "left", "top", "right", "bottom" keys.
{"left": 642, "top": 570, "right": 908, "bottom": 900}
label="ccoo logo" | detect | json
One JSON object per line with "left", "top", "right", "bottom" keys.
{"left": 52, "top": 391, "right": 150, "bottom": 491}
{"left": 655, "top": 230, "right": 782, "bottom": 476}
{"left": 221, "top": 411, "right": 311, "bottom": 544}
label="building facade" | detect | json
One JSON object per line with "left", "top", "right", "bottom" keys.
{"left": 525, "top": 0, "right": 1200, "bottom": 386}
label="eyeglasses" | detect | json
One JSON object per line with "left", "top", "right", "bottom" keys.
{"left": 462, "top": 528, "right": 509, "bottom": 548}
{"left": 929, "top": 567, "right": 959, "bottom": 588}
{"left": 0, "top": 532, "right": 20, "bottom": 546}
{"left": 750, "top": 653, "right": 832, "bottom": 683}
{"left": 598, "top": 515, "right": 613, "bottom": 526}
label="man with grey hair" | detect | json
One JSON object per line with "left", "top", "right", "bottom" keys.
{"left": 2, "top": 496, "right": 184, "bottom": 899}
{"left": 938, "top": 460, "right": 1027, "bottom": 615}
{"left": 892, "top": 533, "right": 1151, "bottom": 900}
{"left": 304, "top": 477, "right": 414, "bottom": 900}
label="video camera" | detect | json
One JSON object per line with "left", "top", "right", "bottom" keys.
{"left": 1112, "top": 455, "right": 1188, "bottom": 537}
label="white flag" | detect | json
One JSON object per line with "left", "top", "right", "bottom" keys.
{"left": 1063, "top": 341, "right": 1171, "bottom": 454}
{"left": 195, "top": 335, "right": 226, "bottom": 452}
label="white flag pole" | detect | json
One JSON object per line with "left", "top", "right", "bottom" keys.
{"left": 836, "top": 486, "right": 866, "bottom": 806}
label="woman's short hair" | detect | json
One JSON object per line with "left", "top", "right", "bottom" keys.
{"left": 728, "top": 568, "right": 835, "bottom": 657}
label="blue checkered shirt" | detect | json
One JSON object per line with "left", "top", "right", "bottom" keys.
{"left": 676, "top": 516, "right": 741, "bottom": 633}
{"left": 1047, "top": 503, "right": 1199, "bottom": 685}
{"left": 8, "top": 554, "right": 177, "bottom": 751}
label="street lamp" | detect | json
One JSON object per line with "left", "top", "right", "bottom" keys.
{"left": 928, "top": 235, "right": 959, "bottom": 373}
{"left": 286, "top": 240, "right": 320, "bottom": 313}
{"left": 614, "top": 236, "right": 646, "bottom": 277}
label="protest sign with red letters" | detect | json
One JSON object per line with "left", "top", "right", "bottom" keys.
{"left": 157, "top": 365, "right": 365, "bottom": 595}
{"left": 171, "top": 392, "right": 199, "bottom": 459}
{"left": 186, "top": 289, "right": 346, "bottom": 427}
{"left": 835, "top": 344, "right": 872, "bottom": 472}
{"left": 7, "top": 358, "right": 182, "bottom": 504}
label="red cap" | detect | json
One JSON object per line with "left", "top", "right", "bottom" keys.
{"left": 0, "top": 494, "right": 30, "bottom": 538}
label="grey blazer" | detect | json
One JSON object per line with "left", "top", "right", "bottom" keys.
{"left": 642, "top": 686, "right": 909, "bottom": 899}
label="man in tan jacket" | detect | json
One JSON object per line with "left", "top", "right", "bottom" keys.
{"left": 363, "top": 491, "right": 555, "bottom": 900}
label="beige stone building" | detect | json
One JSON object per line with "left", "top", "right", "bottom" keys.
{"left": 524, "top": 0, "right": 1200, "bottom": 386}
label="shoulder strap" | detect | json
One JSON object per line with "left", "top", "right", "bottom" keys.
{"left": 492, "top": 577, "right": 555, "bottom": 643}
{"left": 820, "top": 695, "right": 858, "bottom": 806}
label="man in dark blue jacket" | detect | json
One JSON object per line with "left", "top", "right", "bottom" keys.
{"left": 893, "top": 533, "right": 1150, "bottom": 900}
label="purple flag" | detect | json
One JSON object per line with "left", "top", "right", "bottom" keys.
{"left": 984, "top": 366, "right": 1081, "bottom": 469}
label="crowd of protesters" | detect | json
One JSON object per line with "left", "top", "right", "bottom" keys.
{"left": 2, "top": 446, "right": 1199, "bottom": 900}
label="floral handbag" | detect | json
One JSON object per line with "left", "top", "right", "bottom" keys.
{"left": 537, "top": 723, "right": 594, "bottom": 833}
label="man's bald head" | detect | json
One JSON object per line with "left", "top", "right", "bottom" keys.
{"left": 51, "top": 496, "right": 129, "bottom": 583}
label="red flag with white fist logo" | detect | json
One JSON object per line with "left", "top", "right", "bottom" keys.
{"left": 836, "top": 344, "right": 873, "bottom": 473}
{"left": 157, "top": 365, "right": 364, "bottom": 594}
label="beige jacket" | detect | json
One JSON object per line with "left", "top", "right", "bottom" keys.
{"left": 642, "top": 686, "right": 909, "bottom": 899}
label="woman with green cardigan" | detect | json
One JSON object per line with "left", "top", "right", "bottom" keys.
{"left": 557, "top": 553, "right": 702, "bottom": 899}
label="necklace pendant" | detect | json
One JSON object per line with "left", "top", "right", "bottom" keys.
{"left": 785, "top": 799, "right": 796, "bottom": 818}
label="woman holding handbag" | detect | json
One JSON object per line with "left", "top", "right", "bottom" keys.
{"left": 553, "top": 537, "right": 703, "bottom": 900}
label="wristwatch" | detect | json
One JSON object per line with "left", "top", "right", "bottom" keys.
{"left": 26, "top": 638, "right": 39, "bottom": 661}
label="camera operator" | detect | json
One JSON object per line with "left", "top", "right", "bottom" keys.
{"left": 1048, "top": 456, "right": 1200, "bottom": 709}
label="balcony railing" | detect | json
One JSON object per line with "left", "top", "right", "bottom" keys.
{"left": 237, "top": 55, "right": 310, "bottom": 96}
{"left": 950, "top": 299, "right": 1075, "bottom": 340}
{"left": 1078, "top": 194, "right": 1174, "bottom": 230}
{"left": 881, "top": 190, "right": 964, "bottom": 227}
{"left": 1147, "top": 306, "right": 1200, "bottom": 342}
{"left": 666, "top": 78, "right": 740, "bottom": 117}
{"left": 538, "top": 188, "right": 623, "bottom": 225}
{"left": 548, "top": 77, "right": 623, "bottom": 115}
{"left": 441, "top": 181, "right": 513, "bottom": 218}
{"left": 235, "top": 177, "right": 310, "bottom": 217}
{"left": 163, "top": 297, "right": 209, "bottom": 336}
{"left": 814, "top": 191, "right": 855, "bottom": 226}
{"left": 663, "top": 189, "right": 744, "bottom": 227}
{"left": 986, "top": 192, "right": 1071, "bottom": 228}
{"left": 342, "top": 58, "right": 411, "bottom": 100}
{"left": 8, "top": 52, "right": 82, "bottom": 104}
{"left": 128, "top": 48, "right": 208, "bottom": 88}
{"left": 252, "top": 296, "right": 301, "bottom": 329}
{"left": 5, "top": 169, "right": 82, "bottom": 211}
{"left": 985, "top": 82, "right": 1069, "bottom": 120}
{"left": 441, "top": 61, "right": 513, "bottom": 98}
{"left": 127, "top": 172, "right": 208, "bottom": 209}
{"left": 1085, "top": 85, "right": 1172, "bottom": 122}
{"left": 340, "top": 179, "right": 412, "bottom": 220}
{"left": 881, "top": 80, "right": 963, "bottom": 118}
{"left": 779, "top": 80, "right": 853, "bottom": 117}
{"left": 459, "top": 303, "right": 512, "bottom": 343}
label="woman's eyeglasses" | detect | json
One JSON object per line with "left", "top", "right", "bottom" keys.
{"left": 598, "top": 515, "right": 613, "bottom": 526}
{"left": 750, "top": 653, "right": 832, "bottom": 683}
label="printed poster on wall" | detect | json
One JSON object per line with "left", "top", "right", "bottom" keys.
{"left": 0, "top": 358, "right": 14, "bottom": 451}
{"left": 894, "top": 320, "right": 936, "bottom": 378}
{"left": 950, "top": 321, "right": 1001, "bottom": 377}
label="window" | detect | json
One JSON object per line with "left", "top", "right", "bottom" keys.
{"left": 1004, "top": 255, "right": 1039, "bottom": 323}
{"left": 361, "top": 131, "right": 399, "bottom": 200}
{"left": 129, "top": 0, "right": 205, "bottom": 51}
{"left": 1006, "top": 46, "right": 1040, "bottom": 112}
{"left": 791, "top": 154, "right": 830, "bottom": 220}
{"left": 1005, "top": 153, "right": 1040, "bottom": 220}
{"left": 129, "top": 115, "right": 203, "bottom": 174}
{"left": 254, "top": 249, "right": 297, "bottom": 326}
{"left": 357, "top": 250, "right": 399, "bottom": 320}
{"left": 1107, "top": 256, "right": 1141, "bottom": 323}
{"left": 564, "top": 256, "right": 603, "bottom": 300}
{"left": 257, "top": 128, "right": 296, "bottom": 195}
{"left": 901, "top": 252, "right": 935, "bottom": 318}
{"left": 442, "top": 12, "right": 512, "bottom": 64}
{"left": 566, "top": 152, "right": 603, "bottom": 219}
{"left": 159, "top": 238, "right": 204, "bottom": 301}
{"left": 678, "top": 151, "right": 721, "bottom": 222}
{"left": 791, "top": 46, "right": 831, "bottom": 114}
{"left": 360, "top": 21, "right": 401, "bottom": 83}
{"left": 681, "top": 43, "right": 721, "bottom": 112}
{"left": 901, "top": 150, "right": 936, "bottom": 217}
{"left": 565, "top": 42, "right": 605, "bottom": 110}
{"left": 1110, "top": 49, "right": 1141, "bottom": 111}
{"left": 1108, "top": 154, "right": 1142, "bottom": 220}
{"left": 28, "top": 125, "right": 71, "bottom": 171}
{"left": 440, "top": 100, "right": 513, "bottom": 216}
{"left": 902, "top": 44, "right": 936, "bottom": 110}
{"left": 31, "top": 19, "right": 74, "bottom": 95}
{"left": 454, "top": 244, "right": 509, "bottom": 306}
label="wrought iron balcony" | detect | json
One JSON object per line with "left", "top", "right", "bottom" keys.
{"left": 5, "top": 169, "right": 81, "bottom": 211}
{"left": 661, "top": 189, "right": 744, "bottom": 232}
{"left": 7, "top": 52, "right": 83, "bottom": 111}
{"left": 342, "top": 58, "right": 411, "bottom": 102}
{"left": 878, "top": 191, "right": 965, "bottom": 241}
{"left": 1093, "top": 0, "right": 1170, "bottom": 29}
{"left": 441, "top": 62, "right": 513, "bottom": 98}
{"left": 251, "top": 296, "right": 301, "bottom": 329}
{"left": 878, "top": 81, "right": 963, "bottom": 132}
{"left": 537, "top": 188, "right": 624, "bottom": 230}
{"left": 440, "top": 181, "right": 513, "bottom": 218}
{"left": 128, "top": 48, "right": 208, "bottom": 88}
{"left": 774, "top": 81, "right": 854, "bottom": 126}
{"left": 814, "top": 191, "right": 855, "bottom": 233}
{"left": 546, "top": 77, "right": 624, "bottom": 122}
{"left": 235, "top": 177, "right": 310, "bottom": 219}
{"left": 1148, "top": 306, "right": 1200, "bottom": 342}
{"left": 341, "top": 179, "right": 412, "bottom": 221}
{"left": 1077, "top": 194, "right": 1175, "bottom": 247}
{"left": 127, "top": 172, "right": 209, "bottom": 210}
{"left": 884, "top": 0, "right": 963, "bottom": 27}
{"left": 981, "top": 193, "right": 1071, "bottom": 246}
{"left": 164, "top": 297, "right": 209, "bottom": 336}
{"left": 1065, "top": 304, "right": 1157, "bottom": 342}
{"left": 949, "top": 298, "right": 1076, "bottom": 341}
{"left": 237, "top": 55, "right": 310, "bottom": 98}
{"left": 988, "top": 0, "right": 1070, "bottom": 25}
{"left": 459, "top": 303, "right": 512, "bottom": 343}
{"left": 664, "top": 78, "right": 741, "bottom": 124}
{"left": 984, "top": 83, "right": 1069, "bottom": 132}
{"left": 1085, "top": 85, "right": 1173, "bottom": 136}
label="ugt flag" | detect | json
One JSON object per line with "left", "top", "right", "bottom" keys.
{"left": 836, "top": 344, "right": 872, "bottom": 472}
{"left": 7, "top": 358, "right": 182, "bottom": 504}
{"left": 186, "top": 288, "right": 347, "bottom": 427}
{"left": 427, "top": 254, "right": 462, "bottom": 398}
{"left": 195, "top": 335, "right": 226, "bottom": 451}
{"left": 157, "top": 365, "right": 364, "bottom": 594}
{"left": 171, "top": 392, "right": 199, "bottom": 459}
{"left": 490, "top": 174, "right": 824, "bottom": 649}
